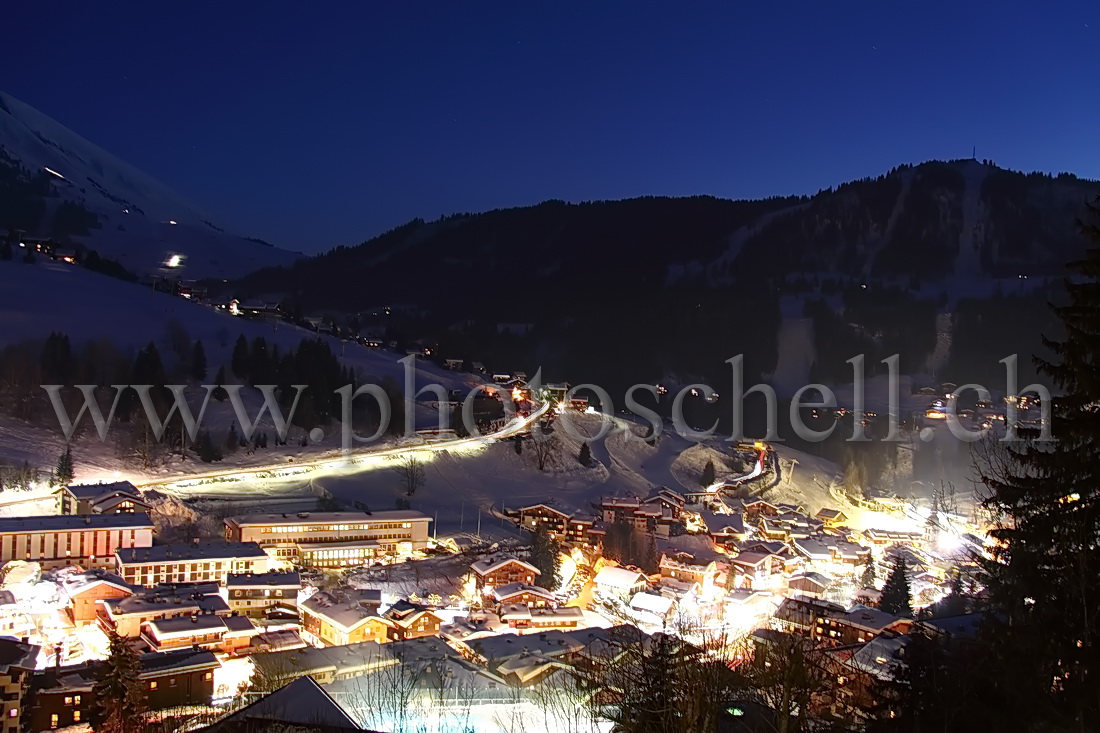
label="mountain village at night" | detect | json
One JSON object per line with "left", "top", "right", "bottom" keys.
{"left": 2, "top": 4, "right": 1099, "bottom": 732}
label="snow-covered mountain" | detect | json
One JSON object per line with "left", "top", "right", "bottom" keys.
{"left": 0, "top": 91, "right": 300, "bottom": 278}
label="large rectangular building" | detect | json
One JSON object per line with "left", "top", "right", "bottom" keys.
{"left": 224, "top": 510, "right": 432, "bottom": 568}
{"left": 115, "top": 542, "right": 269, "bottom": 587}
{"left": 0, "top": 514, "right": 153, "bottom": 570}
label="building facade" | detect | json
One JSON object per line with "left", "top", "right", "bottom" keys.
{"left": 0, "top": 514, "right": 153, "bottom": 570}
{"left": 224, "top": 510, "right": 432, "bottom": 567}
{"left": 115, "top": 542, "right": 269, "bottom": 586}
{"left": 226, "top": 570, "right": 301, "bottom": 619}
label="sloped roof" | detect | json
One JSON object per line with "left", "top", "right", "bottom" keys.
{"left": 593, "top": 566, "right": 648, "bottom": 589}
{"left": 204, "top": 675, "right": 365, "bottom": 731}
{"left": 470, "top": 553, "right": 540, "bottom": 577}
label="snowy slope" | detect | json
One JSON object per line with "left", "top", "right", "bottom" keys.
{"left": 0, "top": 91, "right": 300, "bottom": 277}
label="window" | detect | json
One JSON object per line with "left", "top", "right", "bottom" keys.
{"left": 7, "top": 709, "right": 16, "bottom": 718}
{"left": 64, "top": 697, "right": 72, "bottom": 705}
{"left": 73, "top": 696, "right": 80, "bottom": 705}
{"left": 169, "top": 678, "right": 177, "bottom": 687}
{"left": 149, "top": 681, "right": 158, "bottom": 690}
{"left": 50, "top": 714, "right": 58, "bottom": 729}
{"left": 204, "top": 672, "right": 213, "bottom": 681}
{"left": 72, "top": 711, "right": 81, "bottom": 723}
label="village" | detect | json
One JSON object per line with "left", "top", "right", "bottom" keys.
{"left": 0, "top": 374, "right": 995, "bottom": 732}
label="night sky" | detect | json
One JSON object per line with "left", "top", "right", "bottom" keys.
{"left": 6, "top": 2, "right": 1098, "bottom": 253}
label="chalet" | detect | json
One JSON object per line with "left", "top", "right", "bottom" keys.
{"left": 249, "top": 640, "right": 395, "bottom": 687}
{"left": 300, "top": 589, "right": 389, "bottom": 647}
{"left": 141, "top": 613, "right": 259, "bottom": 655}
{"left": 772, "top": 596, "right": 846, "bottom": 636}
{"left": 726, "top": 552, "right": 784, "bottom": 590}
{"left": 658, "top": 553, "right": 721, "bottom": 594}
{"left": 199, "top": 675, "right": 362, "bottom": 732}
{"left": 863, "top": 528, "right": 925, "bottom": 548}
{"left": 741, "top": 497, "right": 780, "bottom": 519}
{"left": 833, "top": 606, "right": 912, "bottom": 645}
{"left": 443, "top": 358, "right": 464, "bottom": 370}
{"left": 698, "top": 511, "right": 748, "bottom": 544}
{"left": 787, "top": 572, "right": 832, "bottom": 599}
{"left": 600, "top": 490, "right": 683, "bottom": 538}
{"left": 498, "top": 604, "right": 585, "bottom": 632}
{"left": 382, "top": 600, "right": 443, "bottom": 641}
{"left": 464, "top": 630, "right": 583, "bottom": 671}
{"left": 792, "top": 536, "right": 870, "bottom": 570}
{"left": 629, "top": 592, "right": 675, "bottom": 624}
{"left": 60, "top": 481, "right": 148, "bottom": 515}
{"left": 470, "top": 553, "right": 541, "bottom": 593}
{"left": 61, "top": 569, "right": 134, "bottom": 627}
{"left": 24, "top": 648, "right": 219, "bottom": 733}
{"left": 225, "top": 570, "right": 301, "bottom": 621}
{"left": 489, "top": 582, "right": 557, "bottom": 609}
{"left": 100, "top": 584, "right": 229, "bottom": 638}
{"left": 815, "top": 508, "right": 848, "bottom": 528}
{"left": 516, "top": 503, "right": 599, "bottom": 545}
{"left": 593, "top": 566, "right": 649, "bottom": 600}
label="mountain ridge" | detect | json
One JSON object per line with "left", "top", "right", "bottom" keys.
{"left": 0, "top": 91, "right": 301, "bottom": 278}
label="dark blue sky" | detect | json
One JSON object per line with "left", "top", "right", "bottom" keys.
{"left": 6, "top": 1, "right": 1098, "bottom": 253}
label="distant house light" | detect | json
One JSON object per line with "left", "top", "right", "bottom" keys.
{"left": 168, "top": 220, "right": 178, "bottom": 225}
{"left": 165, "top": 254, "right": 183, "bottom": 268}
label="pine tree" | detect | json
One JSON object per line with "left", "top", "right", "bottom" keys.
{"left": 529, "top": 523, "right": 562, "bottom": 590}
{"left": 879, "top": 556, "right": 912, "bottom": 616}
{"left": 195, "top": 430, "right": 222, "bottom": 463}
{"left": 976, "top": 197, "right": 1100, "bottom": 728}
{"left": 860, "top": 559, "right": 876, "bottom": 588}
{"left": 92, "top": 629, "right": 146, "bottom": 732}
{"left": 231, "top": 334, "right": 249, "bottom": 380}
{"left": 191, "top": 339, "right": 207, "bottom": 381}
{"left": 56, "top": 445, "right": 74, "bottom": 486}
{"left": 578, "top": 441, "right": 592, "bottom": 467}
{"left": 700, "top": 459, "right": 715, "bottom": 487}
{"left": 213, "top": 364, "right": 228, "bottom": 401}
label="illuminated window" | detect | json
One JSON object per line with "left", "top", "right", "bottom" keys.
{"left": 73, "top": 711, "right": 81, "bottom": 723}
{"left": 204, "top": 672, "right": 213, "bottom": 681}
{"left": 149, "top": 681, "right": 158, "bottom": 690}
{"left": 73, "top": 696, "right": 80, "bottom": 705}
{"left": 64, "top": 697, "right": 72, "bottom": 705}
{"left": 50, "top": 714, "right": 58, "bottom": 729}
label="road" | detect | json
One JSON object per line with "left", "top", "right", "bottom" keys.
{"left": 142, "top": 400, "right": 551, "bottom": 493}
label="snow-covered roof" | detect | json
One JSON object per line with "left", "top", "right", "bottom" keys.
{"left": 226, "top": 509, "right": 430, "bottom": 526}
{"left": 629, "top": 592, "right": 674, "bottom": 616}
{"left": 214, "top": 675, "right": 362, "bottom": 731}
{"left": 490, "top": 582, "right": 555, "bottom": 603}
{"left": 116, "top": 541, "right": 265, "bottom": 565}
{"left": 470, "top": 553, "right": 540, "bottom": 577}
{"left": 226, "top": 570, "right": 301, "bottom": 588}
{"left": 0, "top": 513, "right": 152, "bottom": 533}
{"left": 593, "top": 566, "right": 648, "bottom": 589}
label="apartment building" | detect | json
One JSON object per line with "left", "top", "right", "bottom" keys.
{"left": 0, "top": 514, "right": 153, "bottom": 570}
{"left": 226, "top": 570, "right": 301, "bottom": 620}
{"left": 0, "top": 638, "right": 39, "bottom": 733}
{"left": 224, "top": 510, "right": 432, "bottom": 568}
{"left": 115, "top": 542, "right": 269, "bottom": 587}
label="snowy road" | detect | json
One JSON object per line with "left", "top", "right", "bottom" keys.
{"left": 144, "top": 400, "right": 551, "bottom": 495}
